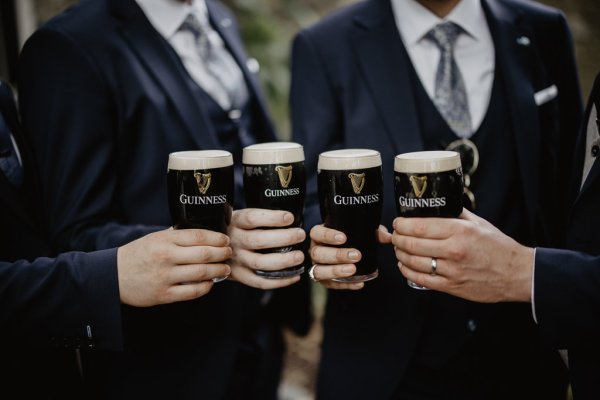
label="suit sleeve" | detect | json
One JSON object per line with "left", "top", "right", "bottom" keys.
{"left": 290, "top": 30, "right": 343, "bottom": 231}
{"left": 534, "top": 247, "right": 600, "bottom": 348}
{"left": 18, "top": 27, "right": 162, "bottom": 252}
{"left": 0, "top": 249, "right": 123, "bottom": 351}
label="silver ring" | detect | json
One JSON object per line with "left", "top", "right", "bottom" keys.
{"left": 308, "top": 264, "right": 318, "bottom": 282}
{"left": 431, "top": 257, "right": 437, "bottom": 276}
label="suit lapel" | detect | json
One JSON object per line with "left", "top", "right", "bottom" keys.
{"left": 574, "top": 78, "right": 600, "bottom": 202}
{"left": 109, "top": 0, "right": 220, "bottom": 150}
{"left": 484, "top": 0, "right": 539, "bottom": 231}
{"left": 206, "top": 1, "right": 276, "bottom": 142}
{"left": 350, "top": 0, "right": 423, "bottom": 154}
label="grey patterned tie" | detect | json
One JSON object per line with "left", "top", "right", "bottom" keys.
{"left": 181, "top": 13, "right": 248, "bottom": 110}
{"left": 425, "top": 22, "right": 472, "bottom": 138}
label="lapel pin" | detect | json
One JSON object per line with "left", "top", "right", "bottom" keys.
{"left": 220, "top": 18, "right": 232, "bottom": 28}
{"left": 246, "top": 58, "right": 260, "bottom": 74}
{"left": 516, "top": 36, "right": 530, "bottom": 46}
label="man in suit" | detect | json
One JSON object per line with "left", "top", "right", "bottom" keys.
{"left": 17, "top": 0, "right": 311, "bottom": 398}
{"left": 291, "top": 0, "right": 582, "bottom": 398}
{"left": 1, "top": 79, "right": 232, "bottom": 397}
{"left": 393, "top": 71, "right": 600, "bottom": 399}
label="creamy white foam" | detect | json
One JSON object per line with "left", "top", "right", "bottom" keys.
{"left": 168, "top": 150, "right": 233, "bottom": 170}
{"left": 242, "top": 142, "right": 304, "bottom": 164}
{"left": 394, "top": 151, "right": 461, "bottom": 173}
{"left": 318, "top": 149, "right": 381, "bottom": 170}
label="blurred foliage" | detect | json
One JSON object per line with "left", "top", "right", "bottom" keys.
{"left": 221, "top": 0, "right": 351, "bottom": 139}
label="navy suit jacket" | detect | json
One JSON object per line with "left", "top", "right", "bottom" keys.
{"left": 18, "top": 0, "right": 311, "bottom": 398}
{"left": 291, "top": 0, "right": 582, "bottom": 398}
{"left": 1, "top": 81, "right": 122, "bottom": 397}
{"left": 535, "top": 72, "right": 600, "bottom": 399}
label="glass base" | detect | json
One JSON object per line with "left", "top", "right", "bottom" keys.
{"left": 407, "top": 280, "right": 429, "bottom": 290}
{"left": 332, "top": 269, "right": 378, "bottom": 283}
{"left": 255, "top": 266, "right": 305, "bottom": 279}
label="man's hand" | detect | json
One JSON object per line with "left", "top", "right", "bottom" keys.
{"left": 117, "top": 228, "right": 232, "bottom": 307}
{"left": 392, "top": 209, "right": 533, "bottom": 303}
{"left": 227, "top": 208, "right": 305, "bottom": 289}
{"left": 308, "top": 224, "right": 391, "bottom": 290}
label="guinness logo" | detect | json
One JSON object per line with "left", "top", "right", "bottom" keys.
{"left": 194, "top": 172, "right": 211, "bottom": 195}
{"left": 275, "top": 165, "right": 293, "bottom": 188}
{"left": 349, "top": 173, "right": 366, "bottom": 194}
{"left": 409, "top": 175, "right": 427, "bottom": 198}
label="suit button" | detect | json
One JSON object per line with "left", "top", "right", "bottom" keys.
{"left": 467, "top": 319, "right": 477, "bottom": 332}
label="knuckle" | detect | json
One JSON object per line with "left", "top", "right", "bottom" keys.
{"left": 414, "top": 220, "right": 428, "bottom": 237}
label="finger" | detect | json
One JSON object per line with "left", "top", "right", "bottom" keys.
{"left": 170, "top": 229, "right": 230, "bottom": 247}
{"left": 320, "top": 280, "right": 365, "bottom": 290}
{"left": 172, "top": 246, "right": 233, "bottom": 265}
{"left": 231, "top": 227, "right": 305, "bottom": 250}
{"left": 229, "top": 266, "right": 301, "bottom": 290}
{"left": 231, "top": 208, "right": 294, "bottom": 230}
{"left": 234, "top": 249, "right": 305, "bottom": 271}
{"left": 310, "top": 244, "right": 360, "bottom": 265}
{"left": 377, "top": 225, "right": 392, "bottom": 244}
{"left": 395, "top": 248, "right": 444, "bottom": 276}
{"left": 168, "top": 263, "right": 231, "bottom": 284}
{"left": 398, "top": 262, "right": 445, "bottom": 291}
{"left": 392, "top": 233, "right": 446, "bottom": 258}
{"left": 393, "top": 217, "right": 459, "bottom": 239}
{"left": 163, "top": 281, "right": 214, "bottom": 303}
{"left": 310, "top": 264, "right": 356, "bottom": 281}
{"left": 310, "top": 224, "right": 347, "bottom": 245}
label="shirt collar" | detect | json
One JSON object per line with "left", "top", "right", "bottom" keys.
{"left": 391, "top": 0, "right": 487, "bottom": 47}
{"left": 135, "top": 0, "right": 209, "bottom": 39}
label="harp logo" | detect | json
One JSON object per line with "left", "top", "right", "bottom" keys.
{"left": 348, "top": 173, "right": 366, "bottom": 195}
{"left": 409, "top": 175, "right": 427, "bottom": 198}
{"left": 275, "top": 165, "right": 293, "bottom": 188}
{"left": 194, "top": 172, "right": 211, "bottom": 195}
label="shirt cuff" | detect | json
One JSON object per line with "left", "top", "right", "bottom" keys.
{"left": 531, "top": 247, "right": 538, "bottom": 324}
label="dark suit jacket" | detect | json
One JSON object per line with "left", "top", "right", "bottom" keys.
{"left": 1, "top": 81, "right": 123, "bottom": 398}
{"left": 535, "top": 72, "right": 600, "bottom": 400}
{"left": 18, "top": 0, "right": 311, "bottom": 398}
{"left": 291, "top": 0, "right": 582, "bottom": 398}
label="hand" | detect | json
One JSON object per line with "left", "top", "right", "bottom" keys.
{"left": 117, "top": 228, "right": 232, "bottom": 307}
{"left": 308, "top": 224, "right": 391, "bottom": 290}
{"left": 392, "top": 209, "right": 533, "bottom": 303}
{"left": 227, "top": 208, "right": 305, "bottom": 289}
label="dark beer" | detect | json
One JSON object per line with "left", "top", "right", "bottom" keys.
{"left": 243, "top": 142, "right": 306, "bottom": 278}
{"left": 394, "top": 150, "right": 463, "bottom": 289}
{"left": 167, "top": 150, "right": 234, "bottom": 233}
{"left": 318, "top": 149, "right": 383, "bottom": 282}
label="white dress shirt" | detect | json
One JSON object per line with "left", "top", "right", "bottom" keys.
{"left": 390, "top": 0, "right": 495, "bottom": 131}
{"left": 135, "top": 0, "right": 245, "bottom": 111}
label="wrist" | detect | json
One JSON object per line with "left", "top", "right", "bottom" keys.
{"left": 508, "top": 244, "right": 534, "bottom": 302}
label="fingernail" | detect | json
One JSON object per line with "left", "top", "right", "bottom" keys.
{"left": 297, "top": 229, "right": 306, "bottom": 240}
{"left": 334, "top": 233, "right": 344, "bottom": 243}
{"left": 348, "top": 251, "right": 359, "bottom": 261}
{"left": 294, "top": 251, "right": 304, "bottom": 262}
{"left": 342, "top": 265, "right": 354, "bottom": 273}
{"left": 283, "top": 213, "right": 294, "bottom": 225}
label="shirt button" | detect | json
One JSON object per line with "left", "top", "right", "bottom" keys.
{"left": 591, "top": 145, "right": 599, "bottom": 158}
{"left": 467, "top": 319, "right": 477, "bottom": 332}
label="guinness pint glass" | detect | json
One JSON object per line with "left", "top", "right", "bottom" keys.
{"left": 243, "top": 142, "right": 306, "bottom": 278}
{"left": 394, "top": 150, "right": 463, "bottom": 289}
{"left": 318, "top": 149, "right": 383, "bottom": 282}
{"left": 167, "top": 150, "right": 234, "bottom": 233}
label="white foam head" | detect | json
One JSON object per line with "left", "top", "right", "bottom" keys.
{"left": 318, "top": 149, "right": 381, "bottom": 170}
{"left": 394, "top": 151, "right": 461, "bottom": 173}
{"left": 242, "top": 142, "right": 304, "bottom": 165}
{"left": 168, "top": 150, "right": 233, "bottom": 170}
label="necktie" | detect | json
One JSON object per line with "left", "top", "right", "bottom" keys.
{"left": 425, "top": 22, "right": 472, "bottom": 138}
{"left": 180, "top": 13, "right": 248, "bottom": 111}
{"left": 0, "top": 112, "right": 23, "bottom": 187}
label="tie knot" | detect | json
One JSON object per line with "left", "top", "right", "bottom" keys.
{"left": 180, "top": 13, "right": 206, "bottom": 38}
{"left": 425, "top": 21, "right": 463, "bottom": 50}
